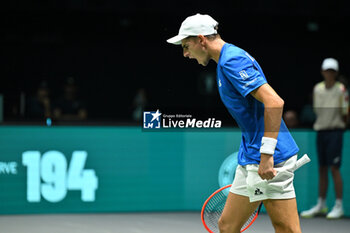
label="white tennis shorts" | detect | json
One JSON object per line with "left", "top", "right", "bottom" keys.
{"left": 230, "top": 155, "right": 297, "bottom": 202}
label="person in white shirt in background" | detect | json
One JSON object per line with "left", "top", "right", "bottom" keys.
{"left": 301, "top": 58, "right": 349, "bottom": 219}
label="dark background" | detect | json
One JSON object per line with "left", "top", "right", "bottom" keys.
{"left": 1, "top": 0, "right": 350, "bottom": 125}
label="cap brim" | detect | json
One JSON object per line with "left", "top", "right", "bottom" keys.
{"left": 166, "top": 34, "right": 188, "bottom": 45}
{"left": 322, "top": 67, "right": 338, "bottom": 71}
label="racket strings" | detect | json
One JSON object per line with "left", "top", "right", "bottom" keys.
{"left": 203, "top": 187, "right": 259, "bottom": 233}
{"left": 203, "top": 190, "right": 227, "bottom": 233}
{"left": 241, "top": 208, "right": 258, "bottom": 230}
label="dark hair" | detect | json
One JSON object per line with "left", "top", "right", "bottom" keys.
{"left": 187, "top": 33, "right": 220, "bottom": 41}
{"left": 205, "top": 34, "right": 220, "bottom": 40}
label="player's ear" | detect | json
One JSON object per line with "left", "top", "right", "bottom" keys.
{"left": 198, "top": 35, "right": 206, "bottom": 46}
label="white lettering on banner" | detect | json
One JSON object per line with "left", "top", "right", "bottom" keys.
{"left": 22, "top": 151, "right": 98, "bottom": 203}
{"left": 67, "top": 151, "right": 98, "bottom": 202}
{"left": 22, "top": 151, "right": 41, "bottom": 202}
{"left": 41, "top": 151, "right": 67, "bottom": 202}
{"left": 0, "top": 162, "right": 17, "bottom": 174}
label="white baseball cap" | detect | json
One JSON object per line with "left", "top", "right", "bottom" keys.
{"left": 167, "top": 13, "right": 218, "bottom": 45}
{"left": 321, "top": 58, "right": 339, "bottom": 71}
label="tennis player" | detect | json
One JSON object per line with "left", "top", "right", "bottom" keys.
{"left": 167, "top": 14, "right": 301, "bottom": 233}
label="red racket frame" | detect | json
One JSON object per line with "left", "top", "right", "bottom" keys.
{"left": 201, "top": 184, "right": 261, "bottom": 233}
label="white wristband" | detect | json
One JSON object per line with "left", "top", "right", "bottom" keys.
{"left": 260, "top": 137, "right": 277, "bottom": 155}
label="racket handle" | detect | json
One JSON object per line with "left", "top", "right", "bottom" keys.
{"left": 247, "top": 154, "right": 311, "bottom": 172}
{"left": 293, "top": 154, "right": 311, "bottom": 171}
{"left": 246, "top": 154, "right": 311, "bottom": 193}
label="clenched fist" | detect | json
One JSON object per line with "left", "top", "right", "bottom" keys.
{"left": 258, "top": 153, "right": 277, "bottom": 180}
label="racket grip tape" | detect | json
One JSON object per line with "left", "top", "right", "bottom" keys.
{"left": 247, "top": 154, "right": 311, "bottom": 172}
{"left": 293, "top": 154, "right": 311, "bottom": 171}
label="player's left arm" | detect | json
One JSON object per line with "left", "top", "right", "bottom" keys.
{"left": 250, "top": 83, "right": 284, "bottom": 139}
{"left": 250, "top": 83, "right": 284, "bottom": 180}
{"left": 340, "top": 84, "right": 349, "bottom": 125}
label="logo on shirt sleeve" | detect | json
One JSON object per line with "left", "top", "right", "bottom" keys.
{"left": 243, "top": 78, "right": 257, "bottom": 88}
{"left": 239, "top": 70, "right": 249, "bottom": 80}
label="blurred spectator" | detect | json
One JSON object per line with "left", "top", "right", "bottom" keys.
{"left": 338, "top": 74, "right": 349, "bottom": 88}
{"left": 25, "top": 80, "right": 52, "bottom": 120}
{"left": 338, "top": 74, "right": 350, "bottom": 123}
{"left": 53, "top": 77, "right": 87, "bottom": 121}
{"left": 301, "top": 58, "right": 349, "bottom": 219}
{"left": 132, "top": 88, "right": 148, "bottom": 121}
{"left": 283, "top": 110, "right": 299, "bottom": 128}
{"left": 300, "top": 94, "right": 316, "bottom": 127}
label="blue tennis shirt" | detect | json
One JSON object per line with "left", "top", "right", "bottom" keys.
{"left": 217, "top": 43, "right": 299, "bottom": 166}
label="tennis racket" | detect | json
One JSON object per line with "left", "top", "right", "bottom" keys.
{"left": 201, "top": 184, "right": 262, "bottom": 233}
{"left": 201, "top": 154, "right": 311, "bottom": 233}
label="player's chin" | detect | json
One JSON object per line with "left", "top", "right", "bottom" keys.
{"left": 200, "top": 61, "right": 209, "bottom": 66}
{"left": 196, "top": 58, "right": 209, "bottom": 66}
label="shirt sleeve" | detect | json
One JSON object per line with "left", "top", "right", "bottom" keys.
{"left": 313, "top": 84, "right": 320, "bottom": 116}
{"left": 340, "top": 84, "right": 349, "bottom": 116}
{"left": 221, "top": 54, "right": 267, "bottom": 97}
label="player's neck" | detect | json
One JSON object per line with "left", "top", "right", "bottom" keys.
{"left": 208, "top": 39, "right": 226, "bottom": 63}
